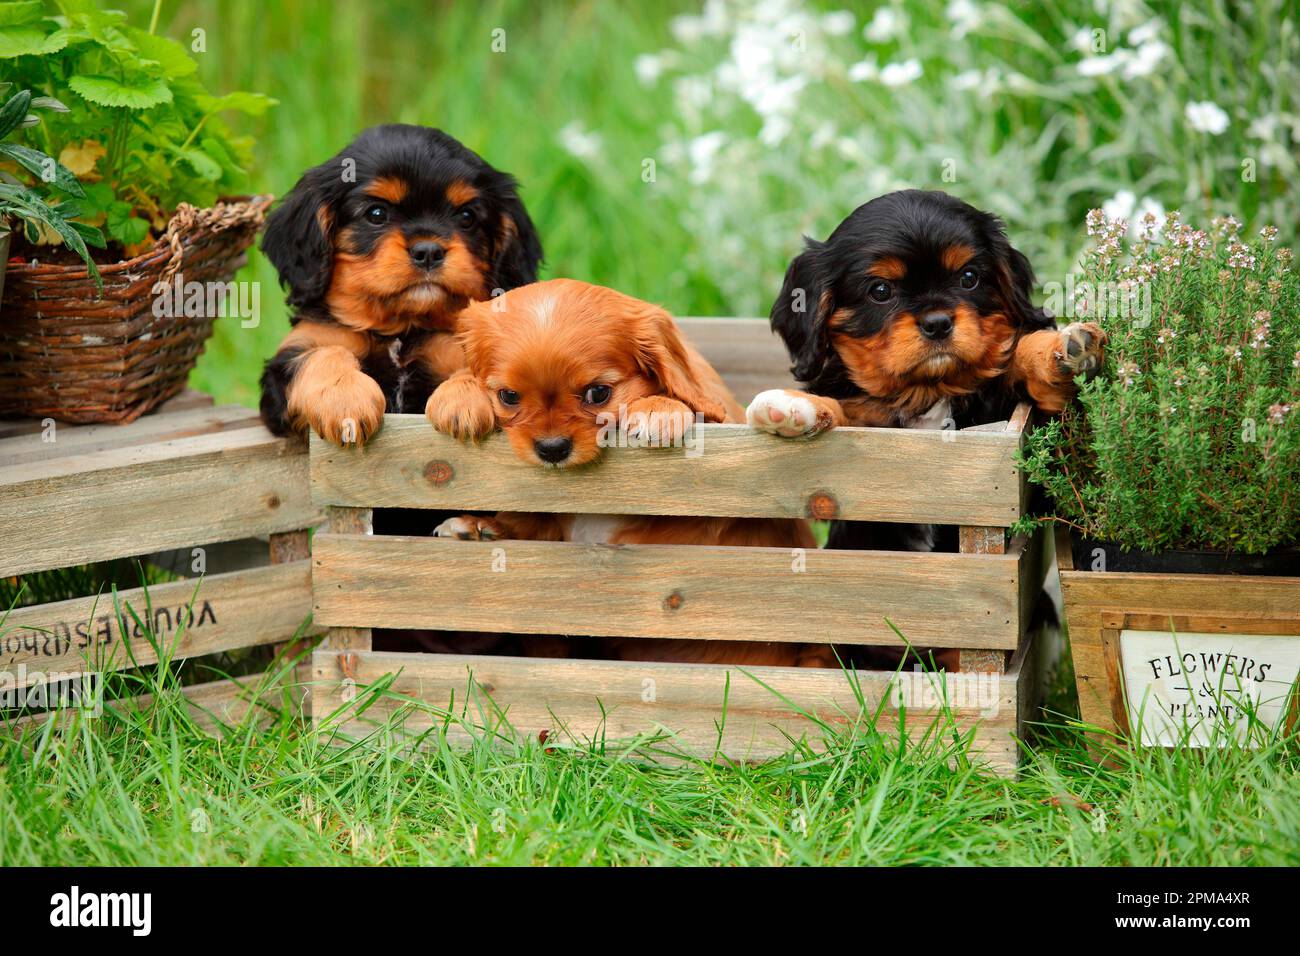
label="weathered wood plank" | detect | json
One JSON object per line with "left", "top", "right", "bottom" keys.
{"left": 0, "top": 561, "right": 317, "bottom": 687}
{"left": 311, "top": 533, "right": 1023, "bottom": 649}
{"left": 5, "top": 667, "right": 310, "bottom": 738}
{"left": 0, "top": 388, "right": 215, "bottom": 441}
{"left": 1060, "top": 544, "right": 1300, "bottom": 739}
{"left": 321, "top": 507, "right": 371, "bottom": 653}
{"left": 0, "top": 404, "right": 262, "bottom": 466}
{"left": 310, "top": 415, "right": 1023, "bottom": 526}
{"left": 309, "top": 647, "right": 1024, "bottom": 775}
{"left": 675, "top": 317, "right": 796, "bottom": 403}
{"left": 0, "top": 426, "right": 321, "bottom": 577}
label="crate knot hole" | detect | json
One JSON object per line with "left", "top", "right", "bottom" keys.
{"left": 806, "top": 491, "right": 839, "bottom": 520}
{"left": 263, "top": 493, "right": 281, "bottom": 510}
{"left": 663, "top": 590, "right": 685, "bottom": 611}
{"left": 424, "top": 460, "right": 455, "bottom": 485}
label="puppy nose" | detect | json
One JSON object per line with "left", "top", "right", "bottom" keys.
{"left": 919, "top": 311, "right": 954, "bottom": 341}
{"left": 534, "top": 436, "right": 573, "bottom": 463}
{"left": 408, "top": 241, "right": 446, "bottom": 271}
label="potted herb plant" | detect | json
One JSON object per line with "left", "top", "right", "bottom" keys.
{"left": 0, "top": 0, "right": 276, "bottom": 423}
{"left": 1017, "top": 209, "right": 1299, "bottom": 750}
{"left": 0, "top": 85, "right": 103, "bottom": 306}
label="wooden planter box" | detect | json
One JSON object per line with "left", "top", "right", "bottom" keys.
{"left": 0, "top": 390, "right": 320, "bottom": 730}
{"left": 309, "top": 319, "right": 1046, "bottom": 776}
{"left": 1058, "top": 528, "right": 1300, "bottom": 748}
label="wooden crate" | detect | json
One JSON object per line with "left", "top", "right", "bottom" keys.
{"left": 1057, "top": 527, "right": 1300, "bottom": 748}
{"left": 0, "top": 390, "right": 321, "bottom": 724}
{"left": 308, "top": 319, "right": 1044, "bottom": 775}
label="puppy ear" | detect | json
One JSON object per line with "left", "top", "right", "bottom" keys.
{"left": 488, "top": 176, "right": 543, "bottom": 292}
{"left": 262, "top": 166, "right": 336, "bottom": 308}
{"left": 770, "top": 240, "right": 833, "bottom": 384}
{"left": 453, "top": 298, "right": 495, "bottom": 376}
{"left": 631, "top": 302, "right": 728, "bottom": 422}
{"left": 994, "top": 240, "right": 1053, "bottom": 332}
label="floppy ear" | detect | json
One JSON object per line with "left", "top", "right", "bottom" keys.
{"left": 262, "top": 165, "right": 337, "bottom": 309}
{"left": 769, "top": 240, "right": 834, "bottom": 385}
{"left": 630, "top": 301, "right": 728, "bottom": 422}
{"left": 488, "top": 177, "right": 543, "bottom": 292}
{"left": 994, "top": 239, "right": 1053, "bottom": 332}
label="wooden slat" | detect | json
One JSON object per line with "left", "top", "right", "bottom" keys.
{"left": 0, "top": 388, "right": 215, "bottom": 441}
{"left": 0, "top": 561, "right": 318, "bottom": 688}
{"left": 0, "top": 426, "right": 321, "bottom": 577}
{"left": 0, "top": 404, "right": 262, "bottom": 466}
{"left": 311, "top": 533, "right": 1023, "bottom": 649}
{"left": 675, "top": 317, "right": 796, "bottom": 403}
{"left": 309, "top": 646, "right": 1024, "bottom": 774}
{"left": 321, "top": 507, "right": 372, "bottom": 653}
{"left": 5, "top": 667, "right": 309, "bottom": 738}
{"left": 310, "top": 415, "right": 1023, "bottom": 526}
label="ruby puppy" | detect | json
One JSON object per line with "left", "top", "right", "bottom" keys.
{"left": 426, "top": 278, "right": 835, "bottom": 668}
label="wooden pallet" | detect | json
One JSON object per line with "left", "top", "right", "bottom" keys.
{"left": 308, "top": 318, "right": 1045, "bottom": 775}
{"left": 1, "top": 390, "right": 320, "bottom": 723}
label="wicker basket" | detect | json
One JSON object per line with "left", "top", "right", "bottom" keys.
{"left": 0, "top": 194, "right": 272, "bottom": 424}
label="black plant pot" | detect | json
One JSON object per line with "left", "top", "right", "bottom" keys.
{"left": 1071, "top": 536, "right": 1300, "bottom": 577}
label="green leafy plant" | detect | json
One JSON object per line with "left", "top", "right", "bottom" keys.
{"left": 0, "top": 0, "right": 275, "bottom": 254}
{"left": 0, "top": 84, "right": 103, "bottom": 286}
{"left": 1016, "top": 209, "right": 1299, "bottom": 555}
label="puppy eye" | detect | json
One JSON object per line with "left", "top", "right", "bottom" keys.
{"left": 959, "top": 268, "right": 980, "bottom": 290}
{"left": 582, "top": 383, "right": 612, "bottom": 406}
{"left": 497, "top": 388, "right": 520, "bottom": 407}
{"left": 867, "top": 280, "right": 894, "bottom": 304}
{"left": 365, "top": 204, "right": 388, "bottom": 225}
{"left": 457, "top": 208, "right": 478, "bottom": 229}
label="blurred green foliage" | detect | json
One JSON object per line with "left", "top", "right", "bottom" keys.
{"left": 67, "top": 0, "right": 1300, "bottom": 406}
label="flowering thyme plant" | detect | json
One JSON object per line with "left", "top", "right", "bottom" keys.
{"left": 1016, "top": 210, "right": 1299, "bottom": 555}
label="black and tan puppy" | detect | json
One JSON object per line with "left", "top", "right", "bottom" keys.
{"left": 749, "top": 189, "right": 1105, "bottom": 552}
{"left": 258, "top": 124, "right": 542, "bottom": 445}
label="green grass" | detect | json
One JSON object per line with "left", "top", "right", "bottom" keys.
{"left": 2, "top": 641, "right": 1297, "bottom": 865}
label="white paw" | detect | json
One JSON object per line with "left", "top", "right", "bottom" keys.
{"left": 432, "top": 515, "right": 501, "bottom": 541}
{"left": 746, "top": 390, "right": 824, "bottom": 438}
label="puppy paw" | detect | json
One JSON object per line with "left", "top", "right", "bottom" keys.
{"left": 1018, "top": 324, "right": 1108, "bottom": 414}
{"left": 1056, "top": 322, "right": 1106, "bottom": 379}
{"left": 746, "top": 390, "right": 835, "bottom": 437}
{"left": 427, "top": 376, "right": 497, "bottom": 441}
{"left": 432, "top": 515, "right": 507, "bottom": 541}
{"left": 624, "top": 396, "right": 697, "bottom": 445}
{"left": 289, "top": 352, "right": 386, "bottom": 445}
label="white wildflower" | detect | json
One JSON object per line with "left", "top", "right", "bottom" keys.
{"left": 1185, "top": 100, "right": 1229, "bottom": 135}
{"left": 821, "top": 10, "right": 855, "bottom": 35}
{"left": 864, "top": 7, "right": 905, "bottom": 43}
{"left": 947, "top": 0, "right": 981, "bottom": 40}
{"left": 558, "top": 121, "right": 602, "bottom": 161}
{"left": 687, "top": 131, "right": 728, "bottom": 184}
{"left": 635, "top": 54, "right": 664, "bottom": 86}
{"left": 1127, "top": 18, "right": 1163, "bottom": 45}
{"left": 847, "top": 56, "right": 879, "bottom": 82}
{"left": 1123, "top": 40, "right": 1168, "bottom": 78}
{"left": 880, "top": 58, "right": 922, "bottom": 87}
{"left": 1078, "top": 51, "right": 1128, "bottom": 76}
